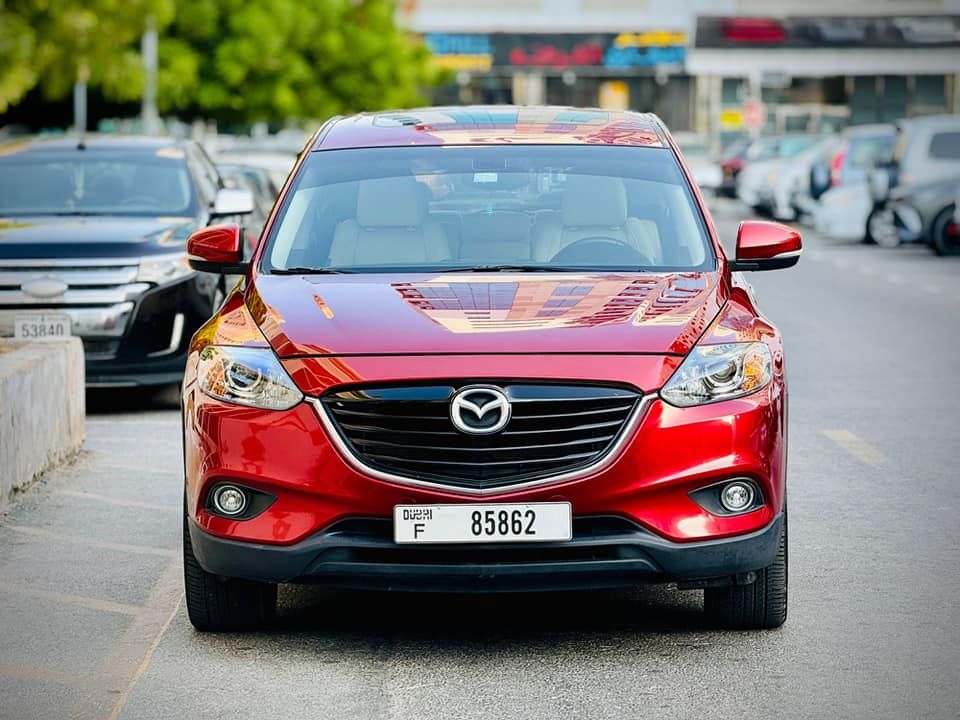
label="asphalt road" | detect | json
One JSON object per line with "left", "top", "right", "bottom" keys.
{"left": 1, "top": 198, "right": 958, "bottom": 720}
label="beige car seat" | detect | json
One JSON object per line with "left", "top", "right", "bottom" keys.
{"left": 329, "top": 177, "right": 450, "bottom": 266}
{"left": 533, "top": 175, "right": 661, "bottom": 264}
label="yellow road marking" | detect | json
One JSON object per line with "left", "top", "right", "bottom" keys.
{"left": 7, "top": 525, "right": 177, "bottom": 558}
{"left": 821, "top": 429, "right": 889, "bottom": 466}
{"left": 0, "top": 663, "right": 94, "bottom": 689}
{"left": 0, "top": 583, "right": 141, "bottom": 616}
{"left": 102, "top": 559, "right": 184, "bottom": 720}
{"left": 55, "top": 489, "right": 178, "bottom": 512}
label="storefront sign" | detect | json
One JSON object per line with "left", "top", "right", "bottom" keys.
{"left": 425, "top": 33, "right": 494, "bottom": 72}
{"left": 425, "top": 32, "right": 687, "bottom": 71}
{"left": 719, "top": 109, "right": 744, "bottom": 130}
{"left": 695, "top": 15, "right": 960, "bottom": 48}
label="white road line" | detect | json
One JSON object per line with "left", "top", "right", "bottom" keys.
{"left": 821, "top": 430, "right": 889, "bottom": 466}
{"left": 6, "top": 525, "right": 177, "bottom": 558}
{"left": 0, "top": 583, "right": 142, "bottom": 616}
{"left": 55, "top": 489, "right": 178, "bottom": 512}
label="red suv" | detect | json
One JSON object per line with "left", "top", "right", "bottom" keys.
{"left": 182, "top": 107, "right": 801, "bottom": 631}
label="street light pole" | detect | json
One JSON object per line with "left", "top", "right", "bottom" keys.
{"left": 73, "top": 60, "right": 89, "bottom": 135}
{"left": 142, "top": 16, "right": 159, "bottom": 135}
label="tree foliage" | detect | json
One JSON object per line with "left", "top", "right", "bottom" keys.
{"left": 3, "top": 0, "right": 173, "bottom": 107}
{"left": 0, "top": 0, "right": 442, "bottom": 125}
{"left": 157, "top": 0, "right": 443, "bottom": 123}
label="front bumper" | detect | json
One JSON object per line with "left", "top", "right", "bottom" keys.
{"left": 188, "top": 512, "right": 784, "bottom": 591}
{"left": 85, "top": 276, "right": 216, "bottom": 386}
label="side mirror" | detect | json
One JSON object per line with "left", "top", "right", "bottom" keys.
{"left": 210, "top": 187, "right": 254, "bottom": 218}
{"left": 730, "top": 220, "right": 802, "bottom": 271}
{"left": 187, "top": 224, "right": 248, "bottom": 274}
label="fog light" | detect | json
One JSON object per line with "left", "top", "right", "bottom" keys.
{"left": 212, "top": 485, "right": 247, "bottom": 516}
{"left": 720, "top": 481, "right": 755, "bottom": 513}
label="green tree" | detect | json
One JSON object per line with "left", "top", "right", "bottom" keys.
{"left": 27, "top": 0, "right": 174, "bottom": 102}
{"left": 0, "top": 0, "right": 174, "bottom": 116}
{"left": 0, "top": 3, "right": 37, "bottom": 113}
{"left": 158, "top": 0, "right": 445, "bottom": 124}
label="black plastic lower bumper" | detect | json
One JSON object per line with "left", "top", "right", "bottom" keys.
{"left": 188, "top": 513, "right": 784, "bottom": 592}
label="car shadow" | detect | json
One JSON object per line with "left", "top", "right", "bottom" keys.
{"left": 266, "top": 584, "right": 708, "bottom": 642}
{"left": 85, "top": 384, "right": 181, "bottom": 414}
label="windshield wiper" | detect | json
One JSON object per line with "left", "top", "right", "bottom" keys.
{"left": 36, "top": 211, "right": 103, "bottom": 217}
{"left": 436, "top": 265, "right": 590, "bottom": 273}
{"left": 270, "top": 267, "right": 355, "bottom": 275}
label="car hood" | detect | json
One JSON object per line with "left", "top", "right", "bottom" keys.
{"left": 0, "top": 215, "right": 195, "bottom": 259}
{"left": 247, "top": 271, "right": 725, "bottom": 357}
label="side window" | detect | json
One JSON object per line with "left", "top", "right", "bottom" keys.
{"left": 928, "top": 132, "right": 960, "bottom": 160}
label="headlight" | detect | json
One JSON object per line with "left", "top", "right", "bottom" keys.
{"left": 661, "top": 342, "right": 772, "bottom": 407}
{"left": 197, "top": 346, "right": 302, "bottom": 410}
{"left": 137, "top": 252, "right": 194, "bottom": 284}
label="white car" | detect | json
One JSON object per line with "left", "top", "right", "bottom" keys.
{"left": 735, "top": 135, "right": 823, "bottom": 216}
{"left": 810, "top": 125, "right": 896, "bottom": 242}
{"left": 814, "top": 183, "right": 875, "bottom": 240}
{"left": 672, "top": 133, "right": 722, "bottom": 192}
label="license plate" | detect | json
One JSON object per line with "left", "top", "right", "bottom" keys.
{"left": 14, "top": 313, "right": 72, "bottom": 340}
{"left": 394, "top": 502, "right": 572, "bottom": 544}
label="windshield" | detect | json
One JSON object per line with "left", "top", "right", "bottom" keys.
{"left": 263, "top": 145, "right": 714, "bottom": 273}
{"left": 0, "top": 149, "right": 197, "bottom": 216}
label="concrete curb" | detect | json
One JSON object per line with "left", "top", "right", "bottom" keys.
{"left": 0, "top": 339, "right": 85, "bottom": 510}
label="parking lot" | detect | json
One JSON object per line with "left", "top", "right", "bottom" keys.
{"left": 0, "top": 197, "right": 956, "bottom": 720}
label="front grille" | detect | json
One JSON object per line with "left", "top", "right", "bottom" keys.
{"left": 321, "top": 382, "right": 642, "bottom": 490}
{"left": 0, "top": 258, "right": 145, "bottom": 341}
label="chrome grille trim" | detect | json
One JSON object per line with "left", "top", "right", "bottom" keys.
{"left": 0, "top": 258, "right": 146, "bottom": 340}
{"left": 308, "top": 387, "right": 651, "bottom": 496}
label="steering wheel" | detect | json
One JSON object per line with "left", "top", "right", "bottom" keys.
{"left": 550, "top": 235, "right": 649, "bottom": 267}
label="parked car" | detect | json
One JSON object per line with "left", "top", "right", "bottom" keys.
{"left": 216, "top": 162, "right": 280, "bottom": 253}
{"left": 0, "top": 136, "right": 254, "bottom": 386}
{"left": 889, "top": 176, "right": 960, "bottom": 255}
{"left": 215, "top": 147, "right": 298, "bottom": 190}
{"left": 809, "top": 124, "right": 896, "bottom": 242}
{"left": 735, "top": 134, "right": 823, "bottom": 212}
{"left": 181, "top": 106, "right": 800, "bottom": 632}
{"left": 757, "top": 134, "right": 840, "bottom": 221}
{"left": 672, "top": 133, "right": 722, "bottom": 192}
{"left": 866, "top": 115, "right": 960, "bottom": 248}
{"left": 719, "top": 135, "right": 779, "bottom": 197}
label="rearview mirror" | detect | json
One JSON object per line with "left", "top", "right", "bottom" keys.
{"left": 187, "top": 224, "right": 248, "bottom": 274}
{"left": 210, "top": 187, "right": 255, "bottom": 218}
{"left": 729, "top": 220, "right": 801, "bottom": 271}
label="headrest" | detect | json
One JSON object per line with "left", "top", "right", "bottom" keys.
{"left": 561, "top": 175, "right": 628, "bottom": 227}
{"left": 356, "top": 177, "right": 426, "bottom": 227}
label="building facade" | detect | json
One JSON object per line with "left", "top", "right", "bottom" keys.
{"left": 399, "top": 0, "right": 960, "bottom": 149}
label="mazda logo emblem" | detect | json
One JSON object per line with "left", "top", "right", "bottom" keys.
{"left": 450, "top": 385, "right": 511, "bottom": 435}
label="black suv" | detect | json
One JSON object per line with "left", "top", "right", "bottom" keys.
{"left": 0, "top": 136, "right": 254, "bottom": 386}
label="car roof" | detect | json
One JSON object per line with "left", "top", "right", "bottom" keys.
{"left": 315, "top": 106, "right": 667, "bottom": 151}
{"left": 0, "top": 134, "right": 189, "bottom": 155}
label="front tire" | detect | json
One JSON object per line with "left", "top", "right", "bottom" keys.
{"left": 183, "top": 502, "right": 278, "bottom": 632}
{"left": 868, "top": 207, "right": 900, "bottom": 248}
{"left": 931, "top": 206, "right": 959, "bottom": 257}
{"left": 704, "top": 510, "right": 787, "bottom": 630}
